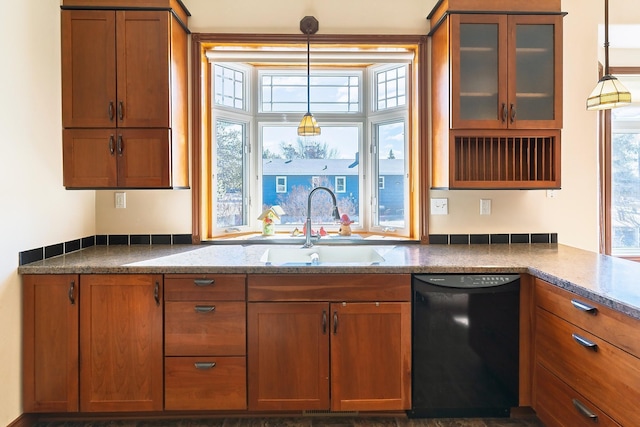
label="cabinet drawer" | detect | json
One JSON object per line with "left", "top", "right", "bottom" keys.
{"left": 535, "top": 364, "right": 620, "bottom": 427}
{"left": 535, "top": 278, "right": 640, "bottom": 357}
{"left": 536, "top": 307, "right": 640, "bottom": 426}
{"left": 165, "top": 274, "right": 246, "bottom": 301}
{"left": 248, "top": 274, "right": 411, "bottom": 302}
{"left": 165, "top": 356, "right": 247, "bottom": 410}
{"left": 165, "top": 301, "right": 246, "bottom": 356}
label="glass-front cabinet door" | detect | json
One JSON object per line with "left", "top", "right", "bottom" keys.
{"left": 508, "top": 14, "right": 562, "bottom": 129}
{"left": 450, "top": 14, "right": 562, "bottom": 130}
{"left": 451, "top": 14, "right": 507, "bottom": 129}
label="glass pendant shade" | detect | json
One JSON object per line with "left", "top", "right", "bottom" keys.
{"left": 587, "top": 74, "right": 632, "bottom": 110}
{"left": 586, "top": 0, "right": 632, "bottom": 110}
{"left": 298, "top": 112, "right": 321, "bottom": 136}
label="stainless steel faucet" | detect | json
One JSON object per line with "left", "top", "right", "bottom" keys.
{"left": 304, "top": 186, "right": 341, "bottom": 248}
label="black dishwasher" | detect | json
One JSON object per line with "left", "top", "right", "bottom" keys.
{"left": 408, "top": 274, "right": 520, "bottom": 418}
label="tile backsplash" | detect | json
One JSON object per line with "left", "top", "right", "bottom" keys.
{"left": 19, "top": 234, "right": 192, "bottom": 266}
{"left": 19, "top": 232, "right": 557, "bottom": 266}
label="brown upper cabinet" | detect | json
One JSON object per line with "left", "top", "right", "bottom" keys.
{"left": 429, "top": 0, "right": 565, "bottom": 189}
{"left": 60, "top": 1, "right": 189, "bottom": 189}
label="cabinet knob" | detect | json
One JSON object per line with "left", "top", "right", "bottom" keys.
{"left": 118, "top": 101, "right": 124, "bottom": 121}
{"left": 510, "top": 103, "right": 516, "bottom": 123}
{"left": 333, "top": 311, "right": 338, "bottom": 334}
{"left": 108, "top": 135, "right": 115, "bottom": 155}
{"left": 108, "top": 101, "right": 115, "bottom": 121}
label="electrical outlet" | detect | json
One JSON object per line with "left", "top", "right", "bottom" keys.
{"left": 480, "top": 199, "right": 491, "bottom": 215}
{"left": 431, "top": 198, "right": 448, "bottom": 215}
{"left": 115, "top": 192, "right": 126, "bottom": 209}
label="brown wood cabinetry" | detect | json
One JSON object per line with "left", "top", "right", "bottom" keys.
{"left": 164, "top": 274, "right": 247, "bottom": 410}
{"left": 23, "top": 274, "right": 163, "bottom": 413}
{"left": 23, "top": 275, "right": 79, "bottom": 413}
{"left": 429, "top": 0, "right": 563, "bottom": 189}
{"left": 61, "top": 2, "right": 189, "bottom": 189}
{"left": 80, "top": 274, "right": 164, "bottom": 412}
{"left": 533, "top": 278, "right": 640, "bottom": 426}
{"left": 247, "top": 274, "right": 411, "bottom": 412}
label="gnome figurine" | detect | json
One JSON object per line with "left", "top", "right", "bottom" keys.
{"left": 338, "top": 214, "right": 354, "bottom": 236}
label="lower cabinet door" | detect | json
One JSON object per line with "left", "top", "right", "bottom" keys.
{"left": 330, "top": 302, "right": 411, "bottom": 411}
{"left": 536, "top": 364, "right": 621, "bottom": 427}
{"left": 80, "top": 274, "right": 163, "bottom": 412}
{"left": 165, "top": 357, "right": 247, "bottom": 410}
{"left": 247, "top": 302, "right": 330, "bottom": 411}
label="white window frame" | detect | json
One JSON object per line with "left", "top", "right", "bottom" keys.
{"left": 335, "top": 176, "right": 346, "bottom": 193}
{"left": 379, "top": 176, "right": 385, "bottom": 189}
{"left": 276, "top": 176, "right": 287, "bottom": 193}
{"left": 213, "top": 63, "right": 251, "bottom": 113}
{"left": 205, "top": 49, "right": 414, "bottom": 239}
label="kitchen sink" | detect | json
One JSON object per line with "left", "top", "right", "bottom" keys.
{"left": 260, "top": 245, "right": 385, "bottom": 265}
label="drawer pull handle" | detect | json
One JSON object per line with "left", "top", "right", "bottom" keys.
{"left": 194, "top": 305, "right": 215, "bottom": 313}
{"left": 194, "top": 362, "right": 216, "bottom": 370}
{"left": 572, "top": 398, "right": 598, "bottom": 421}
{"left": 571, "top": 299, "right": 598, "bottom": 315}
{"left": 572, "top": 333, "right": 598, "bottom": 351}
{"left": 333, "top": 311, "right": 338, "bottom": 334}
{"left": 194, "top": 279, "right": 215, "bottom": 287}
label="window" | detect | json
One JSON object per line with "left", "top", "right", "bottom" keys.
{"left": 196, "top": 37, "right": 423, "bottom": 241}
{"left": 276, "top": 176, "right": 287, "bottom": 193}
{"left": 214, "top": 64, "right": 246, "bottom": 110}
{"left": 375, "top": 65, "right": 406, "bottom": 110}
{"left": 608, "top": 74, "right": 640, "bottom": 257}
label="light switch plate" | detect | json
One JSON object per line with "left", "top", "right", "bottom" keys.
{"left": 431, "top": 198, "right": 448, "bottom": 215}
{"left": 115, "top": 192, "right": 126, "bottom": 209}
{"left": 480, "top": 198, "right": 491, "bottom": 215}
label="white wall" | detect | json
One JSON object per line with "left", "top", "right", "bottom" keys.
{"left": 0, "top": 1, "right": 96, "bottom": 424}
{"left": 2, "top": 0, "right": 638, "bottom": 424}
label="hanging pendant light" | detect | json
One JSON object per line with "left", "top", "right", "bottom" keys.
{"left": 298, "top": 16, "right": 321, "bottom": 136}
{"left": 587, "top": 0, "right": 632, "bottom": 110}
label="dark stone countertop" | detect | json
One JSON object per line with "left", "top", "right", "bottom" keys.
{"left": 17, "top": 242, "right": 640, "bottom": 321}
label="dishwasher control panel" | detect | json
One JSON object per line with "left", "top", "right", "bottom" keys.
{"left": 413, "top": 274, "right": 520, "bottom": 289}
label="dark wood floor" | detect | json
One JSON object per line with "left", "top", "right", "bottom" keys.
{"left": 34, "top": 415, "right": 544, "bottom": 427}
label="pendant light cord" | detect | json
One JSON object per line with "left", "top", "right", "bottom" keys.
{"left": 306, "top": 32, "right": 311, "bottom": 114}
{"left": 604, "top": 0, "right": 610, "bottom": 74}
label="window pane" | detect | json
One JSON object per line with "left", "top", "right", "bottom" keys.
{"left": 213, "top": 65, "right": 244, "bottom": 110}
{"left": 611, "top": 75, "right": 640, "bottom": 255}
{"left": 376, "top": 66, "right": 407, "bottom": 111}
{"left": 262, "top": 125, "right": 360, "bottom": 226}
{"left": 375, "top": 121, "right": 406, "bottom": 229}
{"left": 612, "top": 131, "right": 640, "bottom": 254}
{"left": 260, "top": 72, "right": 360, "bottom": 113}
{"left": 215, "top": 119, "right": 247, "bottom": 228}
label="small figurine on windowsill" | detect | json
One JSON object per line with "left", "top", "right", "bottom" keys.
{"left": 257, "top": 205, "right": 285, "bottom": 236}
{"left": 338, "top": 214, "right": 354, "bottom": 236}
